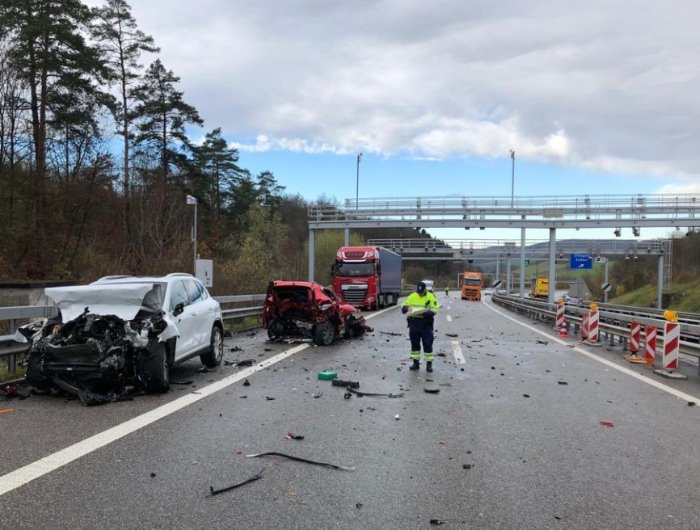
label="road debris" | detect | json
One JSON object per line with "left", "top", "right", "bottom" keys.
{"left": 557, "top": 381, "right": 568, "bottom": 385}
{"left": 243, "top": 379, "right": 251, "bottom": 386}
{"left": 312, "top": 392, "right": 323, "bottom": 399}
{"left": 394, "top": 414, "right": 400, "bottom": 420}
{"left": 536, "top": 339, "right": 549, "bottom": 345}
{"left": 599, "top": 421, "right": 615, "bottom": 428}
{"left": 0, "top": 408, "right": 15, "bottom": 415}
{"left": 331, "top": 379, "right": 360, "bottom": 389}
{"left": 380, "top": 331, "right": 402, "bottom": 336}
{"left": 318, "top": 371, "right": 338, "bottom": 380}
{"left": 462, "top": 464, "right": 473, "bottom": 469}
{"left": 236, "top": 359, "right": 254, "bottom": 367}
{"left": 210, "top": 469, "right": 265, "bottom": 495}
{"left": 430, "top": 519, "right": 446, "bottom": 525}
{"left": 424, "top": 388, "right": 440, "bottom": 394}
{"left": 265, "top": 396, "right": 276, "bottom": 401}
{"left": 285, "top": 432, "right": 304, "bottom": 440}
{"left": 347, "top": 387, "right": 404, "bottom": 398}
{"left": 445, "top": 333, "right": 458, "bottom": 338}
{"left": 230, "top": 346, "right": 243, "bottom": 352}
{"left": 1, "top": 384, "right": 30, "bottom": 400}
{"left": 246, "top": 452, "right": 355, "bottom": 471}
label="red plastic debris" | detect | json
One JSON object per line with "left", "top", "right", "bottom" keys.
{"left": 599, "top": 421, "right": 615, "bottom": 428}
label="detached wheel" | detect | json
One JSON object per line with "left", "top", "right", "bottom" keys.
{"left": 201, "top": 325, "right": 224, "bottom": 368}
{"left": 313, "top": 321, "right": 336, "bottom": 346}
{"left": 137, "top": 341, "right": 170, "bottom": 393}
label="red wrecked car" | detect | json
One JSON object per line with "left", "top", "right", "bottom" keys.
{"left": 263, "top": 281, "right": 372, "bottom": 345}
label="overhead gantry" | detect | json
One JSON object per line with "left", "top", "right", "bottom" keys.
{"left": 307, "top": 194, "right": 700, "bottom": 307}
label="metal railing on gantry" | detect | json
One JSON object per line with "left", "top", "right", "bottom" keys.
{"left": 307, "top": 193, "right": 700, "bottom": 230}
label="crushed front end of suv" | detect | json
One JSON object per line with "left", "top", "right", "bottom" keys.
{"left": 263, "top": 281, "right": 372, "bottom": 345}
{"left": 20, "top": 275, "right": 224, "bottom": 406}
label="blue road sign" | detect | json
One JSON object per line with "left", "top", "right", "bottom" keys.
{"left": 570, "top": 253, "right": 593, "bottom": 269}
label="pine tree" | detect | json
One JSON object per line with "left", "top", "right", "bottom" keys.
{"left": 194, "top": 127, "right": 245, "bottom": 218}
{"left": 132, "top": 59, "right": 202, "bottom": 195}
{"left": 92, "top": 0, "right": 159, "bottom": 238}
{"left": 0, "top": 0, "right": 109, "bottom": 273}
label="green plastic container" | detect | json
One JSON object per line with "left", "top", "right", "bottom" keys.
{"left": 317, "top": 371, "right": 338, "bottom": 380}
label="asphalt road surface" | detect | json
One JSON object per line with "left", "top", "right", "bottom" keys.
{"left": 2, "top": 293, "right": 700, "bottom": 529}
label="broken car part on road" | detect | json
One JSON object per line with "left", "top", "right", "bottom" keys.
{"left": 246, "top": 451, "right": 355, "bottom": 471}
{"left": 210, "top": 469, "right": 265, "bottom": 496}
{"left": 346, "top": 387, "right": 404, "bottom": 398}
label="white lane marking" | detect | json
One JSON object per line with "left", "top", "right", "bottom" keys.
{"left": 0, "top": 305, "right": 395, "bottom": 497}
{"left": 446, "top": 315, "right": 453, "bottom": 322}
{"left": 0, "top": 343, "right": 311, "bottom": 497}
{"left": 452, "top": 340, "right": 466, "bottom": 364}
{"left": 483, "top": 298, "right": 700, "bottom": 404}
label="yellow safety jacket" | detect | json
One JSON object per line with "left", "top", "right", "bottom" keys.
{"left": 403, "top": 291, "right": 440, "bottom": 318}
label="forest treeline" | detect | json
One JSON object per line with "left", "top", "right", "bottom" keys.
{"left": 0, "top": 0, "right": 457, "bottom": 294}
{"left": 2, "top": 1, "right": 699, "bottom": 297}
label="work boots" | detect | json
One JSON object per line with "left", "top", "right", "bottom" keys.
{"left": 409, "top": 359, "right": 420, "bottom": 370}
{"left": 426, "top": 361, "right": 433, "bottom": 373}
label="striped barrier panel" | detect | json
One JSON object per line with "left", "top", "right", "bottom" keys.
{"left": 623, "top": 320, "right": 646, "bottom": 363}
{"left": 580, "top": 314, "right": 589, "bottom": 341}
{"left": 555, "top": 302, "right": 565, "bottom": 329}
{"left": 644, "top": 325, "right": 657, "bottom": 366}
{"left": 586, "top": 309, "right": 599, "bottom": 344}
{"left": 629, "top": 321, "right": 640, "bottom": 353}
{"left": 662, "top": 321, "right": 680, "bottom": 371}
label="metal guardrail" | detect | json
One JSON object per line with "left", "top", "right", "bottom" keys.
{"left": 491, "top": 293, "right": 700, "bottom": 375}
{"left": 0, "top": 294, "right": 268, "bottom": 376}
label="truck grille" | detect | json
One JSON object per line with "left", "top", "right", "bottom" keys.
{"left": 342, "top": 288, "right": 367, "bottom": 304}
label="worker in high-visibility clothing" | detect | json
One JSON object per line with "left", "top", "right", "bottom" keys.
{"left": 401, "top": 281, "right": 441, "bottom": 372}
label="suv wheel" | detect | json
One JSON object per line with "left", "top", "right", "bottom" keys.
{"left": 138, "top": 341, "right": 170, "bottom": 393}
{"left": 201, "top": 325, "right": 224, "bottom": 368}
{"left": 313, "top": 321, "right": 336, "bottom": 346}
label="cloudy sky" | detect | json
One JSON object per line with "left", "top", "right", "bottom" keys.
{"left": 92, "top": 0, "right": 700, "bottom": 236}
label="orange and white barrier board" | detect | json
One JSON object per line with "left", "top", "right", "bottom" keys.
{"left": 644, "top": 324, "right": 657, "bottom": 365}
{"left": 555, "top": 302, "right": 565, "bottom": 329}
{"left": 587, "top": 309, "right": 599, "bottom": 343}
{"left": 629, "top": 321, "right": 640, "bottom": 353}
{"left": 662, "top": 321, "right": 680, "bottom": 371}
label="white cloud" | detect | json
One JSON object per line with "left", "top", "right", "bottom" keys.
{"left": 97, "top": 0, "right": 700, "bottom": 182}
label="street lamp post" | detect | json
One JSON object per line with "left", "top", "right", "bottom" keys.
{"left": 355, "top": 152, "right": 362, "bottom": 210}
{"left": 186, "top": 194, "right": 198, "bottom": 275}
{"left": 510, "top": 149, "right": 515, "bottom": 207}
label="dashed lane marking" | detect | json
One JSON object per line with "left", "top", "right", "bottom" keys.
{"left": 452, "top": 340, "right": 466, "bottom": 364}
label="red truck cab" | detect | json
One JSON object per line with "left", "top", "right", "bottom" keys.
{"left": 332, "top": 246, "right": 402, "bottom": 310}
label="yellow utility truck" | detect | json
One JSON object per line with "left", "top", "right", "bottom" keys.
{"left": 461, "top": 272, "right": 483, "bottom": 301}
{"left": 530, "top": 277, "right": 549, "bottom": 299}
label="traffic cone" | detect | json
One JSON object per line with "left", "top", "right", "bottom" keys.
{"left": 559, "top": 323, "right": 568, "bottom": 338}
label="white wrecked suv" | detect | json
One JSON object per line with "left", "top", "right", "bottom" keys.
{"left": 21, "top": 273, "right": 224, "bottom": 405}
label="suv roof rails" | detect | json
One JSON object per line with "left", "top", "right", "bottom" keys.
{"left": 95, "top": 275, "right": 134, "bottom": 281}
{"left": 165, "top": 273, "right": 193, "bottom": 278}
